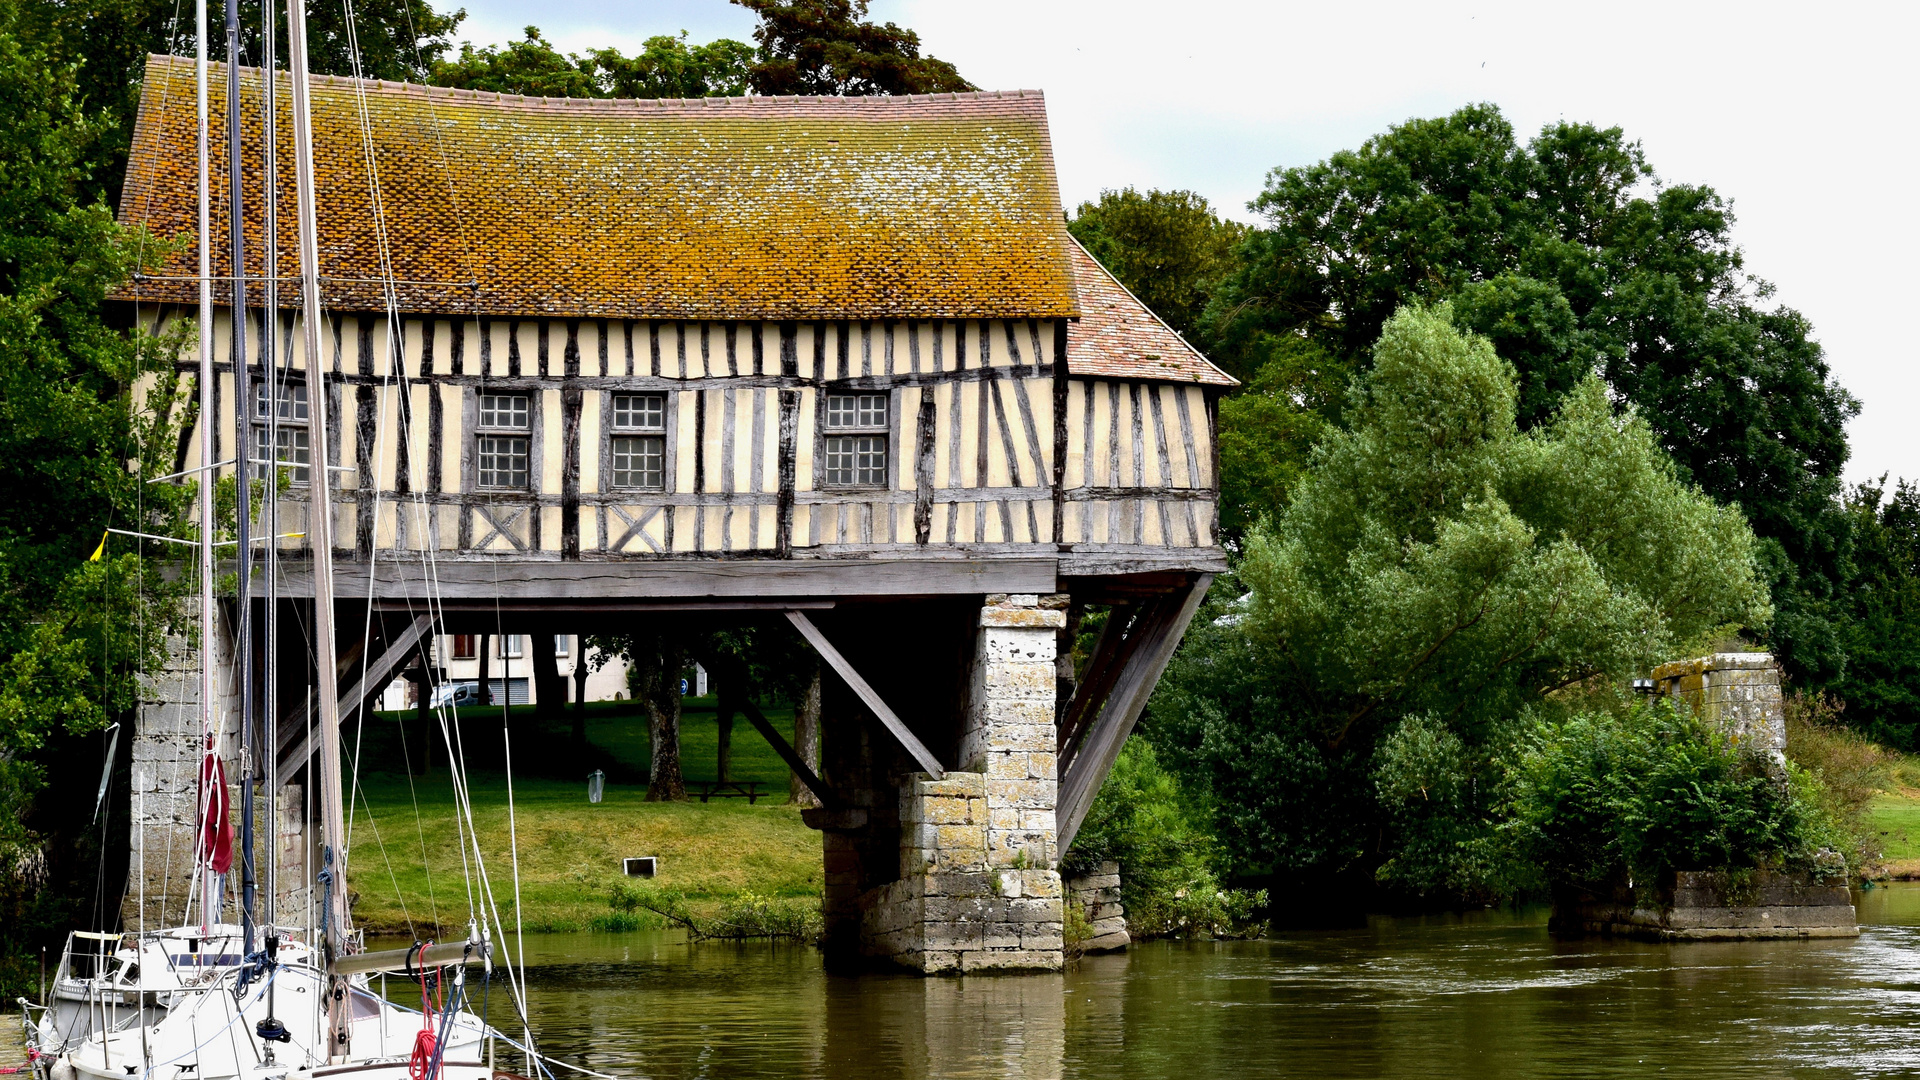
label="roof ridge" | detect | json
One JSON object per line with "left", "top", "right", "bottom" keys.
{"left": 144, "top": 54, "right": 1044, "bottom": 114}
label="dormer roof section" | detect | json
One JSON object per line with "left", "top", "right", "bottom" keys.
{"left": 116, "top": 56, "right": 1078, "bottom": 322}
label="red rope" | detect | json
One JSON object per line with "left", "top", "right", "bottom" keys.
{"left": 409, "top": 941, "right": 442, "bottom": 1080}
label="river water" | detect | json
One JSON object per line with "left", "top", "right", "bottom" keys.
{"left": 411, "top": 884, "right": 1920, "bottom": 1079}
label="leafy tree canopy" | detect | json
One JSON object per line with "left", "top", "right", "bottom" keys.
{"left": 0, "top": 0, "right": 189, "bottom": 994}
{"left": 428, "top": 28, "right": 753, "bottom": 99}
{"left": 1150, "top": 304, "right": 1768, "bottom": 886}
{"left": 1203, "top": 103, "right": 1858, "bottom": 684}
{"left": 1067, "top": 188, "right": 1245, "bottom": 337}
{"left": 734, "top": 0, "right": 971, "bottom": 96}
{"left": 1835, "top": 478, "right": 1920, "bottom": 749}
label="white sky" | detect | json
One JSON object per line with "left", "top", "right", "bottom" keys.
{"left": 451, "top": 0, "right": 1918, "bottom": 486}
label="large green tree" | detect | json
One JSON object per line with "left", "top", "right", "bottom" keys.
{"left": 1836, "top": 479, "right": 1920, "bottom": 749}
{"left": 0, "top": 0, "right": 189, "bottom": 994}
{"left": 1149, "top": 304, "right": 1768, "bottom": 895}
{"left": 1067, "top": 188, "right": 1245, "bottom": 338}
{"left": 1204, "top": 105, "right": 1857, "bottom": 685}
{"left": 735, "top": 0, "right": 971, "bottom": 96}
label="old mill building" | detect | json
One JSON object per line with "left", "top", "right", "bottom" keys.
{"left": 117, "top": 55, "right": 1234, "bottom": 973}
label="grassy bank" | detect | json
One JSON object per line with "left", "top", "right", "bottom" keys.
{"left": 343, "top": 696, "right": 820, "bottom": 935}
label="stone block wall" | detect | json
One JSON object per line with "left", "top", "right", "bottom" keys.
{"left": 125, "top": 632, "right": 234, "bottom": 929}
{"left": 856, "top": 594, "right": 1067, "bottom": 973}
{"left": 1651, "top": 652, "right": 1786, "bottom": 766}
{"left": 1065, "top": 860, "right": 1129, "bottom": 953}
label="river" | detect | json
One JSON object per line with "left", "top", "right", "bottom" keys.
{"left": 411, "top": 883, "right": 1920, "bottom": 1078}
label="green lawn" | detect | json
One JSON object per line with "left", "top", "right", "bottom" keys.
{"left": 341, "top": 697, "right": 818, "bottom": 935}
{"left": 1871, "top": 793, "right": 1920, "bottom": 861}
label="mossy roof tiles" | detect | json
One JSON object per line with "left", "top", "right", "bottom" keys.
{"left": 116, "top": 55, "right": 1078, "bottom": 321}
{"left": 1064, "top": 238, "right": 1236, "bottom": 387}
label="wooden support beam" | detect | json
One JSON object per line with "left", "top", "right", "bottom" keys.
{"left": 735, "top": 696, "right": 841, "bottom": 809}
{"left": 1056, "top": 574, "right": 1212, "bottom": 850}
{"left": 785, "top": 610, "right": 946, "bottom": 779}
{"left": 278, "top": 615, "right": 434, "bottom": 774}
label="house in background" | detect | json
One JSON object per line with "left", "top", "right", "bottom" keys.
{"left": 375, "top": 635, "right": 634, "bottom": 710}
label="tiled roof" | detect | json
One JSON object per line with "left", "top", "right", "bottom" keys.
{"left": 1064, "top": 238, "right": 1236, "bottom": 387}
{"left": 115, "top": 56, "right": 1078, "bottom": 320}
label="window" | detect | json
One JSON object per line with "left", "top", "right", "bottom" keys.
{"left": 450, "top": 635, "right": 477, "bottom": 660}
{"left": 501, "top": 635, "right": 524, "bottom": 659}
{"left": 823, "top": 392, "right": 889, "bottom": 487}
{"left": 476, "top": 393, "right": 530, "bottom": 489}
{"left": 252, "top": 379, "right": 310, "bottom": 484}
{"left": 609, "top": 393, "right": 666, "bottom": 490}
{"left": 555, "top": 636, "right": 569, "bottom": 658}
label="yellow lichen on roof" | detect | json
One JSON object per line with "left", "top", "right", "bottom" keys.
{"left": 116, "top": 56, "right": 1078, "bottom": 320}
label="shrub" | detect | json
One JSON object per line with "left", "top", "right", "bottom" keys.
{"left": 1784, "top": 691, "right": 1887, "bottom": 870}
{"left": 1067, "top": 738, "right": 1266, "bottom": 938}
{"left": 1512, "top": 698, "right": 1844, "bottom": 892}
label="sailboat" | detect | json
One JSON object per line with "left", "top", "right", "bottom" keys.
{"left": 31, "top": 1, "right": 545, "bottom": 1078}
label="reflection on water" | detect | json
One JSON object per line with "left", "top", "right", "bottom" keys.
{"left": 379, "top": 883, "right": 1920, "bottom": 1080}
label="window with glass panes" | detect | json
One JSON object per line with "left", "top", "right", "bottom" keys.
{"left": 252, "top": 379, "right": 310, "bottom": 484}
{"left": 608, "top": 393, "right": 666, "bottom": 489}
{"left": 476, "top": 393, "right": 531, "bottom": 488}
{"left": 823, "top": 392, "right": 889, "bottom": 487}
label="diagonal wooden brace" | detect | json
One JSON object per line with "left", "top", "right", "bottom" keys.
{"left": 785, "top": 610, "right": 946, "bottom": 779}
{"left": 277, "top": 614, "right": 434, "bottom": 775}
{"left": 734, "top": 696, "right": 842, "bottom": 809}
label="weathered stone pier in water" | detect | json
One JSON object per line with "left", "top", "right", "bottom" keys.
{"left": 111, "top": 58, "right": 1233, "bottom": 972}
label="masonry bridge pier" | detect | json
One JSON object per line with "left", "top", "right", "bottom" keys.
{"left": 115, "top": 57, "right": 1234, "bottom": 973}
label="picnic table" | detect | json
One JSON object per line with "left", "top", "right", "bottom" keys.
{"left": 689, "top": 780, "right": 765, "bottom": 804}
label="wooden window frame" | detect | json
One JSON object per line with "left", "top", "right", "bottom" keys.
{"left": 251, "top": 377, "right": 311, "bottom": 486}
{"left": 467, "top": 390, "right": 539, "bottom": 492}
{"left": 603, "top": 391, "right": 671, "bottom": 492}
{"left": 815, "top": 387, "right": 896, "bottom": 491}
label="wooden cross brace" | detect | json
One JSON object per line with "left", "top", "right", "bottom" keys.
{"left": 785, "top": 610, "right": 946, "bottom": 779}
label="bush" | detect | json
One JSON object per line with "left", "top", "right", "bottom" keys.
{"left": 604, "top": 882, "right": 820, "bottom": 942}
{"left": 1512, "top": 698, "right": 1844, "bottom": 892}
{"left": 1371, "top": 713, "right": 1531, "bottom": 902}
{"left": 1784, "top": 691, "right": 1887, "bottom": 870}
{"left": 1067, "top": 738, "right": 1266, "bottom": 939}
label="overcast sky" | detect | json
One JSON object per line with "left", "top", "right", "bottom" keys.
{"left": 451, "top": 0, "right": 1916, "bottom": 487}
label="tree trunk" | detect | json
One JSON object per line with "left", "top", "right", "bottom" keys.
{"left": 790, "top": 664, "right": 822, "bottom": 807}
{"left": 531, "top": 634, "right": 565, "bottom": 723}
{"left": 476, "top": 633, "right": 492, "bottom": 706}
{"left": 716, "top": 683, "right": 734, "bottom": 786}
{"left": 571, "top": 644, "right": 589, "bottom": 752}
{"left": 412, "top": 660, "right": 431, "bottom": 775}
{"left": 644, "top": 639, "right": 687, "bottom": 801}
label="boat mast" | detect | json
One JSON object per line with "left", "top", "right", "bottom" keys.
{"left": 282, "top": 0, "right": 353, "bottom": 1058}
{"left": 194, "top": 0, "right": 217, "bottom": 939}
{"left": 223, "top": 0, "right": 257, "bottom": 959}
{"left": 259, "top": 0, "right": 280, "bottom": 960}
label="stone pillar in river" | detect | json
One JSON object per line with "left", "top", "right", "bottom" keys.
{"left": 1651, "top": 652, "right": 1787, "bottom": 768}
{"left": 857, "top": 594, "right": 1066, "bottom": 973}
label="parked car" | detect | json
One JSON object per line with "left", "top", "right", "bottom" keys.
{"left": 430, "top": 681, "right": 483, "bottom": 709}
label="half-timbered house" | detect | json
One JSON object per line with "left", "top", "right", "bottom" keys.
{"left": 118, "top": 55, "right": 1234, "bottom": 973}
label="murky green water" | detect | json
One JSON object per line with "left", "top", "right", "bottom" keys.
{"left": 386, "top": 884, "right": 1920, "bottom": 1079}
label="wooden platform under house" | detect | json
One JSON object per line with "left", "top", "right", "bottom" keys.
{"left": 115, "top": 55, "right": 1235, "bottom": 974}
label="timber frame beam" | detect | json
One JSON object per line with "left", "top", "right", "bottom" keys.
{"left": 1055, "top": 573, "right": 1213, "bottom": 850}
{"left": 785, "top": 610, "right": 946, "bottom": 779}
{"left": 277, "top": 614, "right": 434, "bottom": 774}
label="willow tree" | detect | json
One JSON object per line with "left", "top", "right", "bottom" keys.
{"left": 1149, "top": 304, "right": 1769, "bottom": 897}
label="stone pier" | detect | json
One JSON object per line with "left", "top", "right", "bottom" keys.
{"left": 1651, "top": 652, "right": 1787, "bottom": 768}
{"left": 1066, "top": 860, "right": 1130, "bottom": 953}
{"left": 847, "top": 594, "right": 1067, "bottom": 973}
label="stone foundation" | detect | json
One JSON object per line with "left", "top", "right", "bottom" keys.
{"left": 1552, "top": 871, "right": 1858, "bottom": 941}
{"left": 1065, "top": 860, "right": 1129, "bottom": 953}
{"left": 851, "top": 594, "right": 1067, "bottom": 973}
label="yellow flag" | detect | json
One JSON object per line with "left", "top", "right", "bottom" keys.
{"left": 88, "top": 531, "right": 108, "bottom": 562}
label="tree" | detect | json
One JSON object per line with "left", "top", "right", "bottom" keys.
{"left": 429, "top": 28, "right": 754, "bottom": 99}
{"left": 1149, "top": 304, "right": 1769, "bottom": 897}
{"left": 1067, "top": 188, "right": 1246, "bottom": 338}
{"left": 734, "top": 0, "right": 972, "bottom": 96}
{"left": 0, "top": 0, "right": 189, "bottom": 995}
{"left": 1835, "top": 479, "right": 1920, "bottom": 749}
{"left": 1205, "top": 105, "right": 1858, "bottom": 685}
